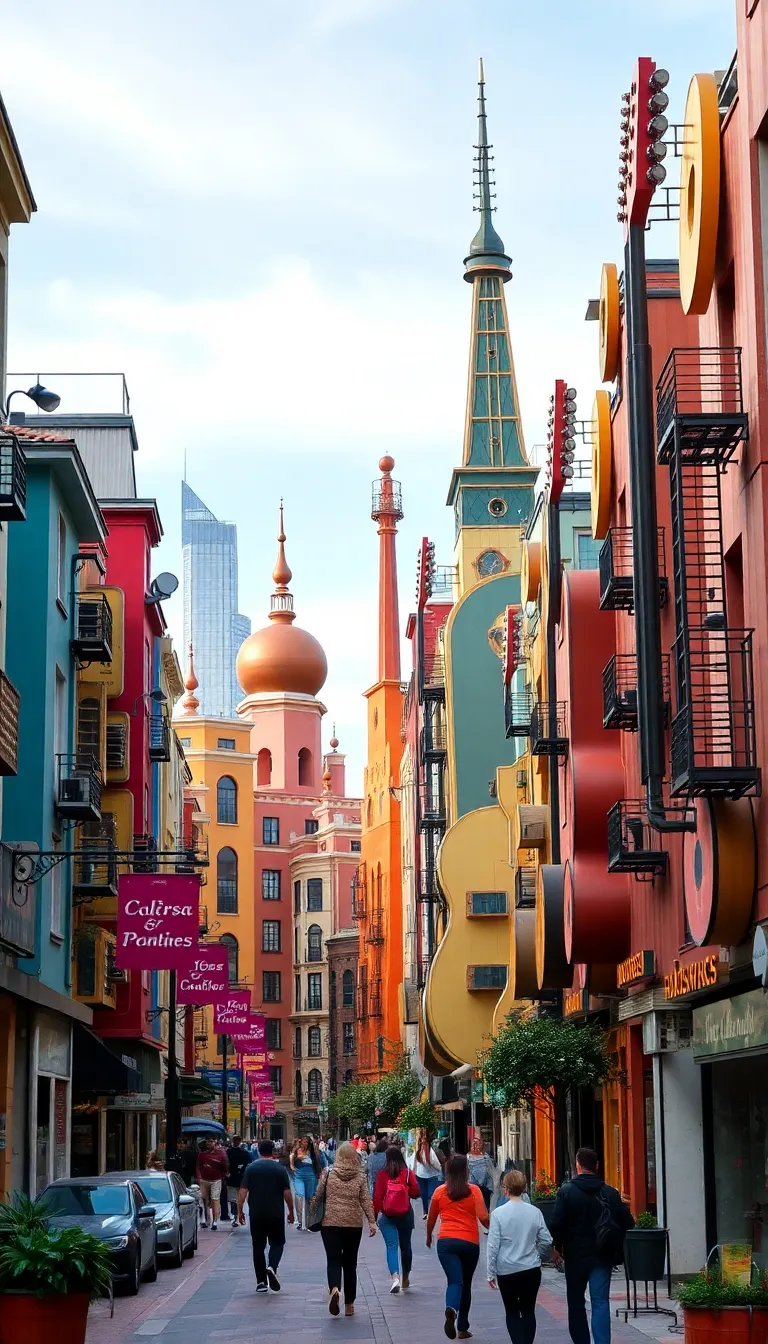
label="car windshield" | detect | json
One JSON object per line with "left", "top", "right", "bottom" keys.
{"left": 135, "top": 1177, "right": 171, "bottom": 1203}
{"left": 44, "top": 1184, "right": 130, "bottom": 1217}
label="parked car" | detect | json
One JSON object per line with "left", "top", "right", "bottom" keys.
{"left": 107, "top": 1170, "right": 198, "bottom": 1266}
{"left": 41, "top": 1176, "right": 158, "bottom": 1295}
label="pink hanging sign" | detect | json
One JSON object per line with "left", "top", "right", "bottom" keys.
{"left": 247, "top": 1067, "right": 270, "bottom": 1085}
{"left": 231, "top": 1013, "right": 267, "bottom": 1053}
{"left": 116, "top": 874, "right": 199, "bottom": 970}
{"left": 177, "top": 946, "right": 229, "bottom": 1005}
{"left": 214, "top": 991, "right": 252, "bottom": 1033}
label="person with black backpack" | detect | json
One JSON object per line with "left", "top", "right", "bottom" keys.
{"left": 548, "top": 1148, "right": 634, "bottom": 1344}
{"left": 373, "top": 1145, "right": 421, "bottom": 1293}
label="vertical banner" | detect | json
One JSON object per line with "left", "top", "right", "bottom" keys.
{"left": 177, "top": 945, "right": 229, "bottom": 1005}
{"left": 231, "top": 1014, "right": 267, "bottom": 1053}
{"left": 214, "top": 991, "right": 252, "bottom": 1034}
{"left": 117, "top": 874, "right": 199, "bottom": 970}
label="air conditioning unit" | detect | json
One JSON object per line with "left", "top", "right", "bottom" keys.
{"left": 643, "top": 1010, "right": 693, "bottom": 1055}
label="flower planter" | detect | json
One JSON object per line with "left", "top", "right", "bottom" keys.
{"left": 533, "top": 1196, "right": 557, "bottom": 1231}
{"left": 0, "top": 1291, "right": 90, "bottom": 1344}
{"left": 683, "top": 1305, "right": 768, "bottom": 1344}
{"left": 624, "top": 1227, "right": 668, "bottom": 1282}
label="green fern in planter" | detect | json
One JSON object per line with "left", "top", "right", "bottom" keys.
{"left": 0, "top": 1224, "right": 112, "bottom": 1300}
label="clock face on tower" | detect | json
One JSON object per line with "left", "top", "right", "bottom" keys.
{"left": 475, "top": 548, "right": 507, "bottom": 578}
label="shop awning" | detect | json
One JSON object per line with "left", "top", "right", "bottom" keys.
{"left": 72, "top": 1024, "right": 141, "bottom": 1094}
{"left": 179, "top": 1075, "right": 218, "bottom": 1105}
{"left": 437, "top": 1101, "right": 465, "bottom": 1112}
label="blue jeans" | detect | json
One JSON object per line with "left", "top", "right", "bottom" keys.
{"left": 378, "top": 1210, "right": 414, "bottom": 1275}
{"left": 564, "top": 1262, "right": 612, "bottom": 1344}
{"left": 292, "top": 1167, "right": 317, "bottom": 1225}
{"left": 436, "top": 1237, "right": 480, "bottom": 1332}
{"left": 416, "top": 1174, "right": 440, "bottom": 1214}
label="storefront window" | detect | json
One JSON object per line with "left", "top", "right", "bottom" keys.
{"left": 711, "top": 1057, "right": 768, "bottom": 1267}
{"left": 36, "top": 1077, "right": 51, "bottom": 1195}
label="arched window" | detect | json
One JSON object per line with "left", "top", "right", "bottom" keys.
{"left": 344, "top": 1068, "right": 354, "bottom": 1084}
{"left": 217, "top": 776, "right": 237, "bottom": 824}
{"left": 217, "top": 847, "right": 238, "bottom": 913}
{"left": 257, "top": 748, "right": 272, "bottom": 787}
{"left": 77, "top": 697, "right": 101, "bottom": 761}
{"left": 295, "top": 1070, "right": 303, "bottom": 1106}
{"left": 307, "top": 1069, "right": 322, "bottom": 1104}
{"left": 219, "top": 933, "right": 238, "bottom": 985}
{"left": 308, "top": 1025, "right": 322, "bottom": 1057}
{"left": 342, "top": 970, "right": 354, "bottom": 1007}
{"left": 298, "top": 747, "right": 313, "bottom": 787}
{"left": 307, "top": 924, "right": 323, "bottom": 962}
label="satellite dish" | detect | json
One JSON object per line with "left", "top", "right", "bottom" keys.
{"left": 147, "top": 572, "right": 179, "bottom": 604}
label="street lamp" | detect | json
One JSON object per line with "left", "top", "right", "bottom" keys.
{"left": 3, "top": 382, "right": 61, "bottom": 420}
{"left": 132, "top": 688, "right": 167, "bottom": 715}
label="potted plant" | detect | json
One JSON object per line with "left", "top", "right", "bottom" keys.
{"left": 530, "top": 1169, "right": 559, "bottom": 1230}
{"left": 0, "top": 1193, "right": 112, "bottom": 1344}
{"left": 677, "top": 1269, "right": 768, "bottom": 1344}
{"left": 624, "top": 1210, "right": 669, "bottom": 1284}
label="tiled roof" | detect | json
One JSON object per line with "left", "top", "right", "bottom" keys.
{"left": 1, "top": 422, "right": 75, "bottom": 444}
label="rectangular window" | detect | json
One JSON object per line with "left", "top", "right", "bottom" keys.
{"left": 217, "top": 737, "right": 235, "bottom": 750}
{"left": 351, "top": 840, "right": 361, "bottom": 853}
{"left": 263, "top": 817, "right": 279, "bottom": 845}
{"left": 262, "top": 971, "right": 281, "bottom": 1002}
{"left": 269, "top": 1065, "right": 282, "bottom": 1094}
{"left": 262, "top": 869, "right": 281, "bottom": 900}
{"left": 468, "top": 964, "right": 507, "bottom": 991}
{"left": 54, "top": 668, "right": 67, "bottom": 790}
{"left": 293, "top": 880, "right": 301, "bottom": 913}
{"left": 266, "top": 1017, "right": 281, "bottom": 1050}
{"left": 50, "top": 838, "right": 63, "bottom": 939}
{"left": 295, "top": 974, "right": 301, "bottom": 1011}
{"left": 294, "top": 1027, "right": 302, "bottom": 1058}
{"left": 57, "top": 513, "right": 67, "bottom": 608}
{"left": 343, "top": 1022, "right": 355, "bottom": 1055}
{"left": 262, "top": 919, "right": 281, "bottom": 953}
{"left": 179, "top": 737, "right": 191, "bottom": 749}
{"left": 575, "top": 530, "right": 602, "bottom": 571}
{"left": 468, "top": 891, "right": 508, "bottom": 916}
{"left": 308, "top": 1026, "right": 322, "bottom": 1057}
{"left": 307, "top": 878, "right": 323, "bottom": 912}
{"left": 305, "top": 819, "right": 319, "bottom": 835}
{"left": 307, "top": 973, "right": 322, "bottom": 1011}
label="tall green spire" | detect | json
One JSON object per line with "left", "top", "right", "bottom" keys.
{"left": 464, "top": 58, "right": 512, "bottom": 280}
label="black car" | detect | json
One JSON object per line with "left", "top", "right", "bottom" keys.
{"left": 42, "top": 1176, "right": 158, "bottom": 1295}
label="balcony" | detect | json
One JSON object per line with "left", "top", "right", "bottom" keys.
{"left": 72, "top": 592, "right": 113, "bottom": 664}
{"left": 417, "top": 866, "right": 442, "bottom": 903}
{"left": 366, "top": 914, "right": 384, "bottom": 945}
{"left": 515, "top": 864, "right": 537, "bottom": 909}
{"left": 607, "top": 801, "right": 668, "bottom": 877}
{"left": 148, "top": 713, "right": 171, "bottom": 762}
{"left": 132, "top": 834, "right": 158, "bottom": 873}
{"left": 369, "top": 979, "right": 383, "bottom": 1018}
{"left": 422, "top": 653, "right": 445, "bottom": 700}
{"left": 0, "top": 842, "right": 37, "bottom": 958}
{"left": 656, "top": 347, "right": 748, "bottom": 466}
{"left": 598, "top": 528, "right": 669, "bottom": 614}
{"left": 73, "top": 820, "right": 118, "bottom": 900}
{"left": 419, "top": 779, "right": 446, "bottom": 828}
{"left": 670, "top": 628, "right": 759, "bottom": 799}
{"left": 0, "top": 670, "right": 20, "bottom": 776}
{"left": 105, "top": 717, "right": 128, "bottom": 775}
{"left": 530, "top": 703, "right": 568, "bottom": 758}
{"left": 0, "top": 432, "right": 26, "bottom": 521}
{"left": 602, "top": 654, "right": 671, "bottom": 732}
{"left": 56, "top": 754, "right": 102, "bottom": 821}
{"left": 505, "top": 688, "right": 533, "bottom": 740}
{"left": 371, "top": 475, "right": 404, "bottom": 520}
{"left": 421, "top": 716, "right": 447, "bottom": 758}
{"left": 175, "top": 832, "right": 209, "bottom": 875}
{"left": 73, "top": 927, "right": 118, "bottom": 1009}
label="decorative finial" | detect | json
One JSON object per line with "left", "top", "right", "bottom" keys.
{"left": 464, "top": 59, "right": 511, "bottom": 279}
{"left": 330, "top": 723, "right": 339, "bottom": 751}
{"left": 323, "top": 760, "right": 332, "bottom": 793}
{"left": 270, "top": 501, "right": 296, "bottom": 624}
{"left": 181, "top": 643, "right": 200, "bottom": 715}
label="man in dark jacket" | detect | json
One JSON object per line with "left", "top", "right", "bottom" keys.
{"left": 226, "top": 1136, "right": 252, "bottom": 1223}
{"left": 549, "top": 1147, "right": 634, "bottom": 1344}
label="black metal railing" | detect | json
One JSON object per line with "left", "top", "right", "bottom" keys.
{"left": 0, "top": 669, "right": 20, "bottom": 777}
{"left": 105, "top": 719, "right": 127, "bottom": 773}
{"left": 599, "top": 527, "right": 669, "bottom": 613}
{"left": 421, "top": 717, "right": 447, "bottom": 756}
{"left": 132, "top": 834, "right": 159, "bottom": 873}
{"left": 366, "top": 915, "right": 384, "bottom": 945}
{"left": 656, "top": 347, "right": 748, "bottom": 465}
{"left": 607, "top": 801, "right": 668, "bottom": 877}
{"left": 73, "top": 819, "right": 118, "bottom": 897}
{"left": 369, "top": 980, "right": 383, "bottom": 1018}
{"left": 530, "top": 703, "right": 568, "bottom": 758}
{"left": 602, "top": 653, "right": 671, "bottom": 732}
{"left": 72, "top": 592, "right": 113, "bottom": 663}
{"left": 515, "top": 864, "right": 537, "bottom": 909}
{"left": 417, "top": 867, "right": 441, "bottom": 903}
{"left": 422, "top": 653, "right": 445, "bottom": 696}
{"left": 430, "top": 565, "right": 459, "bottom": 599}
{"left": 0, "top": 432, "right": 26, "bottom": 521}
{"left": 505, "top": 687, "right": 532, "bottom": 740}
{"left": 418, "top": 779, "right": 447, "bottom": 826}
{"left": 371, "top": 476, "right": 404, "bottom": 520}
{"left": 148, "top": 713, "right": 171, "bottom": 762}
{"left": 670, "top": 628, "right": 759, "bottom": 798}
{"left": 56, "top": 754, "right": 102, "bottom": 819}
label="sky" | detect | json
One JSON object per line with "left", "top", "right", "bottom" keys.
{"left": 2, "top": 0, "right": 736, "bottom": 792}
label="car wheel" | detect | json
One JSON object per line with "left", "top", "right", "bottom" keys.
{"left": 171, "top": 1230, "right": 184, "bottom": 1269}
{"left": 144, "top": 1238, "right": 158, "bottom": 1283}
{"left": 127, "top": 1248, "right": 141, "bottom": 1296}
{"left": 184, "top": 1223, "right": 197, "bottom": 1259}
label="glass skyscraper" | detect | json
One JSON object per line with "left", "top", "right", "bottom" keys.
{"left": 182, "top": 482, "right": 251, "bottom": 717}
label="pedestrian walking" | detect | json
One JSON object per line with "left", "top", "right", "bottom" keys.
{"left": 145, "top": 1150, "right": 165, "bottom": 1171}
{"left": 314, "top": 1141, "right": 377, "bottom": 1317}
{"left": 237, "top": 1139, "right": 295, "bottom": 1293}
{"left": 408, "top": 1129, "right": 443, "bottom": 1218}
{"left": 549, "top": 1147, "right": 634, "bottom": 1344}
{"left": 427, "top": 1153, "right": 490, "bottom": 1340}
{"left": 290, "top": 1136, "right": 321, "bottom": 1230}
{"left": 367, "top": 1137, "right": 388, "bottom": 1194}
{"left": 467, "top": 1136, "right": 496, "bottom": 1218}
{"left": 487, "top": 1170, "right": 552, "bottom": 1344}
{"left": 196, "top": 1137, "right": 229, "bottom": 1230}
{"left": 437, "top": 1137, "right": 453, "bottom": 1169}
{"left": 373, "top": 1144, "right": 420, "bottom": 1293}
{"left": 226, "top": 1135, "right": 252, "bottom": 1227}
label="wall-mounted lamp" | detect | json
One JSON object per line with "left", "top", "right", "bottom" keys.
{"left": 3, "top": 382, "right": 61, "bottom": 421}
{"left": 132, "top": 688, "right": 168, "bottom": 716}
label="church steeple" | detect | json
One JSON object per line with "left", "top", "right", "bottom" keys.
{"left": 464, "top": 58, "right": 512, "bottom": 280}
{"left": 371, "top": 455, "right": 403, "bottom": 683}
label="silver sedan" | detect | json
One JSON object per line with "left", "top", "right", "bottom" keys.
{"left": 112, "top": 1171, "right": 198, "bottom": 1267}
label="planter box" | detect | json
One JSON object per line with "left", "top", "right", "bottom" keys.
{"left": 624, "top": 1227, "right": 668, "bottom": 1282}
{"left": 533, "top": 1197, "right": 557, "bottom": 1231}
{"left": 0, "top": 1291, "right": 90, "bottom": 1344}
{"left": 683, "top": 1305, "right": 768, "bottom": 1344}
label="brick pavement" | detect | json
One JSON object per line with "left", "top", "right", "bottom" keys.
{"left": 85, "top": 1219, "right": 682, "bottom": 1344}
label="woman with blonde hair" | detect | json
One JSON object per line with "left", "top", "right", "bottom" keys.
{"left": 313, "top": 1141, "right": 377, "bottom": 1316}
{"left": 487, "top": 1170, "right": 552, "bottom": 1344}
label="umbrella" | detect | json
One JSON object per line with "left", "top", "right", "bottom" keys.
{"left": 181, "top": 1117, "right": 227, "bottom": 1136}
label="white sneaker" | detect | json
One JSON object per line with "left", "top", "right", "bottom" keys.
{"left": 390, "top": 1276, "right": 401, "bottom": 1294}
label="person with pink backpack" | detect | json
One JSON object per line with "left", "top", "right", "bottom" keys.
{"left": 373, "top": 1145, "right": 421, "bottom": 1293}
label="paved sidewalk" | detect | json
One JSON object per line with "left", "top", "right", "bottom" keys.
{"left": 85, "top": 1219, "right": 682, "bottom": 1344}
